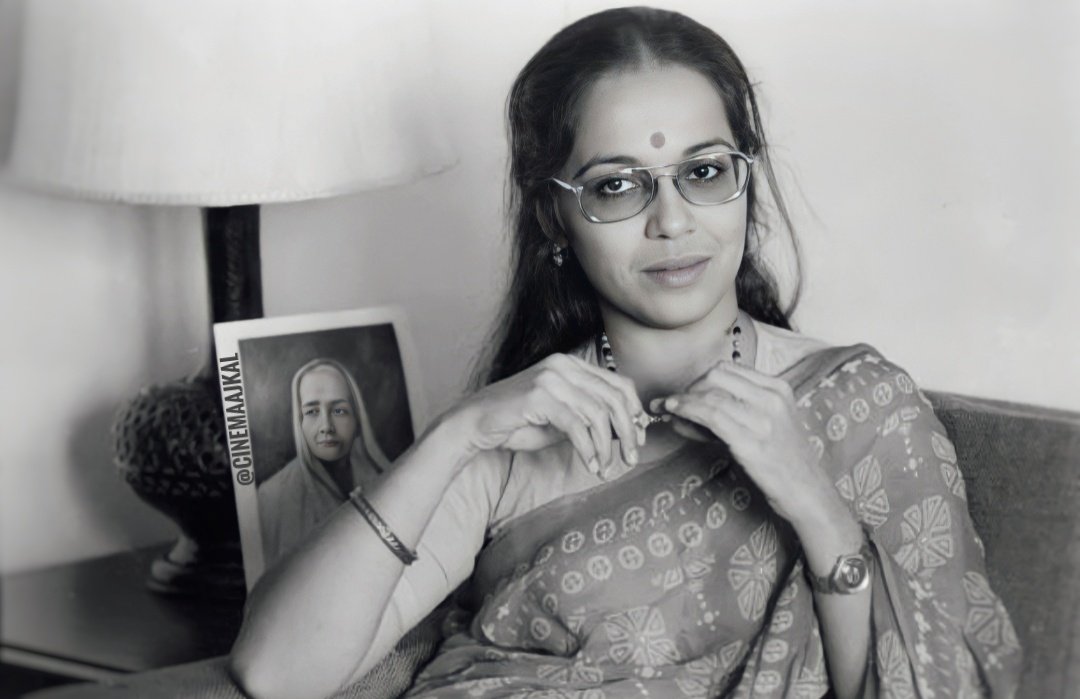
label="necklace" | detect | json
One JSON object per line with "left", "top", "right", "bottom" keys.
{"left": 597, "top": 311, "right": 750, "bottom": 426}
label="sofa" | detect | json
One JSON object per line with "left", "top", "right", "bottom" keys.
{"left": 28, "top": 390, "right": 1080, "bottom": 698}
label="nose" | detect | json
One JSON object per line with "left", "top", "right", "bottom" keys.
{"left": 644, "top": 175, "right": 695, "bottom": 240}
{"left": 317, "top": 410, "right": 334, "bottom": 434}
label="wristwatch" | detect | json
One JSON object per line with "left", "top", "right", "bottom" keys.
{"left": 807, "top": 542, "right": 873, "bottom": 594}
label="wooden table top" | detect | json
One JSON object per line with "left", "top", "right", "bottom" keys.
{"left": 1, "top": 545, "right": 244, "bottom": 675}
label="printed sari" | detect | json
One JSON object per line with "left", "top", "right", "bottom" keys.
{"left": 405, "top": 345, "right": 1022, "bottom": 698}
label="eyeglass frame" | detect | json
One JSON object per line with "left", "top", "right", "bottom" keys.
{"left": 548, "top": 150, "right": 756, "bottom": 224}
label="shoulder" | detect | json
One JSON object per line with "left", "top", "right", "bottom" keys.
{"left": 794, "top": 343, "right": 937, "bottom": 454}
{"left": 751, "top": 319, "right": 832, "bottom": 377}
{"left": 797, "top": 343, "right": 922, "bottom": 395}
{"left": 750, "top": 320, "right": 923, "bottom": 392}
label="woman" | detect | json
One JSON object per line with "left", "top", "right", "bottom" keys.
{"left": 230, "top": 8, "right": 1021, "bottom": 698}
{"left": 257, "top": 358, "right": 391, "bottom": 567}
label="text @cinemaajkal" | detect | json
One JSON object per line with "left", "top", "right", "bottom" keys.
{"left": 219, "top": 353, "right": 254, "bottom": 486}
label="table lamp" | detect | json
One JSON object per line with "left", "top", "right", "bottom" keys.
{"left": 4, "top": 0, "right": 455, "bottom": 597}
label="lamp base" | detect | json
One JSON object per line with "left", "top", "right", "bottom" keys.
{"left": 147, "top": 535, "right": 245, "bottom": 598}
{"left": 113, "top": 376, "right": 246, "bottom": 599}
{"left": 112, "top": 205, "right": 261, "bottom": 599}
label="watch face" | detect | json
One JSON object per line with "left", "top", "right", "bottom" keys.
{"left": 835, "top": 556, "right": 870, "bottom": 591}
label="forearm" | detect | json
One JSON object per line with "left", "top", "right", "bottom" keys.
{"left": 792, "top": 490, "right": 871, "bottom": 699}
{"left": 228, "top": 414, "right": 474, "bottom": 699}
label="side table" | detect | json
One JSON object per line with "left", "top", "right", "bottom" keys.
{"left": 1, "top": 545, "right": 243, "bottom": 697}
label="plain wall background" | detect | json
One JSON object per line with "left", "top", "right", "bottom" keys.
{"left": 1, "top": 0, "right": 1077, "bottom": 574}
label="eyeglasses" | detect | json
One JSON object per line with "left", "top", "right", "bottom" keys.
{"left": 549, "top": 151, "right": 754, "bottom": 224}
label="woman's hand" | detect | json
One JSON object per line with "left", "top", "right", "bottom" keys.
{"left": 661, "top": 361, "right": 835, "bottom": 526}
{"left": 449, "top": 354, "right": 646, "bottom": 477}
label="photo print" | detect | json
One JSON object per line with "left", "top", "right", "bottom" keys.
{"left": 213, "top": 306, "right": 424, "bottom": 587}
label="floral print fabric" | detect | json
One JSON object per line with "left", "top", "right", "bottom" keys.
{"left": 405, "top": 346, "right": 1021, "bottom": 698}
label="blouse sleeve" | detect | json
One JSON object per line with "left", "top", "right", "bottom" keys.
{"left": 359, "top": 449, "right": 510, "bottom": 669}
{"left": 810, "top": 350, "right": 1022, "bottom": 697}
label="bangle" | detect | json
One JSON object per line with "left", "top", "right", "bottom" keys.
{"left": 348, "top": 489, "right": 418, "bottom": 565}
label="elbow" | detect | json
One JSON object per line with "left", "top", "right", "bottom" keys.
{"left": 226, "top": 581, "right": 299, "bottom": 699}
{"left": 227, "top": 648, "right": 277, "bottom": 699}
{"left": 227, "top": 645, "right": 301, "bottom": 699}
{"left": 228, "top": 637, "right": 347, "bottom": 699}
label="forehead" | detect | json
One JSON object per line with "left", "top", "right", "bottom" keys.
{"left": 570, "top": 64, "right": 734, "bottom": 165}
{"left": 299, "top": 367, "right": 349, "bottom": 400}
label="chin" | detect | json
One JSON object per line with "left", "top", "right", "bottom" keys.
{"left": 638, "top": 289, "right": 728, "bottom": 330}
{"left": 635, "top": 307, "right": 712, "bottom": 331}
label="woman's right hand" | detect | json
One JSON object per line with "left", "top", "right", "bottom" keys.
{"left": 449, "top": 353, "right": 647, "bottom": 476}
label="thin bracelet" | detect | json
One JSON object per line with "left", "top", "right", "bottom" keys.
{"left": 348, "top": 489, "right": 418, "bottom": 565}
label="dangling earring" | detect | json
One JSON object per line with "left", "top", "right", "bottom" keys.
{"left": 551, "top": 243, "right": 565, "bottom": 267}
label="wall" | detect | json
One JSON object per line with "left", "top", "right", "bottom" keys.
{"left": 1, "top": 0, "right": 1076, "bottom": 573}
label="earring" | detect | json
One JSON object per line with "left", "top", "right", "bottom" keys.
{"left": 551, "top": 243, "right": 565, "bottom": 267}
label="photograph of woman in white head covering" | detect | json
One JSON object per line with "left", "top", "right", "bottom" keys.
{"left": 214, "top": 307, "right": 422, "bottom": 583}
{"left": 257, "top": 358, "right": 391, "bottom": 566}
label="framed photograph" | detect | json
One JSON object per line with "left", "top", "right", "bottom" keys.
{"left": 213, "top": 306, "right": 425, "bottom": 588}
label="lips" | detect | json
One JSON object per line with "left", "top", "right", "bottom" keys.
{"left": 642, "top": 255, "right": 711, "bottom": 272}
{"left": 643, "top": 255, "right": 711, "bottom": 288}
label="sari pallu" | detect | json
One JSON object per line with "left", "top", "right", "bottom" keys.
{"left": 406, "top": 345, "right": 1022, "bottom": 698}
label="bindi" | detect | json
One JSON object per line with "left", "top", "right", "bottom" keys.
{"left": 649, "top": 131, "right": 666, "bottom": 148}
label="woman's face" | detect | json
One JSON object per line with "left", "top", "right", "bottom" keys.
{"left": 298, "top": 366, "right": 358, "bottom": 465}
{"left": 554, "top": 64, "right": 748, "bottom": 330}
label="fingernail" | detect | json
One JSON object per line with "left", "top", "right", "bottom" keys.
{"left": 636, "top": 425, "right": 647, "bottom": 447}
{"left": 649, "top": 398, "right": 665, "bottom": 413}
{"left": 665, "top": 397, "right": 679, "bottom": 410}
{"left": 586, "top": 457, "right": 599, "bottom": 475}
{"left": 627, "top": 448, "right": 638, "bottom": 466}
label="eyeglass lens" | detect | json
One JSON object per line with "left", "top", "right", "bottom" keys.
{"left": 580, "top": 153, "right": 748, "bottom": 222}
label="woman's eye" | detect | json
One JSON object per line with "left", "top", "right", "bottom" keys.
{"left": 593, "top": 177, "right": 637, "bottom": 196}
{"left": 687, "top": 164, "right": 720, "bottom": 180}
{"left": 332, "top": 407, "right": 350, "bottom": 416}
{"left": 304, "top": 408, "right": 319, "bottom": 417}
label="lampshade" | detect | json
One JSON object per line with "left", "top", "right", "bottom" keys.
{"left": 5, "top": 0, "right": 456, "bottom": 205}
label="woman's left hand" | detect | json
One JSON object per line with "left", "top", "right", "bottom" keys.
{"left": 661, "top": 361, "right": 834, "bottom": 527}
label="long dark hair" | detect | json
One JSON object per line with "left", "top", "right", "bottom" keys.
{"left": 475, "top": 7, "right": 802, "bottom": 387}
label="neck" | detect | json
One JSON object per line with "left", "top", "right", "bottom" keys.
{"left": 599, "top": 294, "right": 741, "bottom": 403}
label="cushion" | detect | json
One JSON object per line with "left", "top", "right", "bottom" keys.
{"left": 25, "top": 605, "right": 445, "bottom": 699}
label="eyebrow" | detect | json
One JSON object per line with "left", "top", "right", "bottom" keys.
{"left": 572, "top": 137, "right": 737, "bottom": 180}
{"left": 302, "top": 399, "right": 350, "bottom": 407}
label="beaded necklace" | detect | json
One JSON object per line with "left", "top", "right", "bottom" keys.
{"left": 596, "top": 311, "right": 750, "bottom": 426}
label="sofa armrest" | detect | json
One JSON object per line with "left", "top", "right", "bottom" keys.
{"left": 927, "top": 390, "right": 1080, "bottom": 698}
